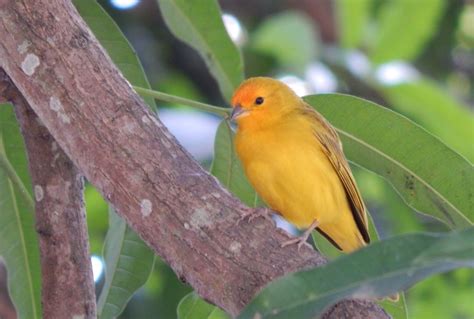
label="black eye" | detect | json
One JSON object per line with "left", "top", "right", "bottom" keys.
{"left": 255, "top": 97, "right": 264, "bottom": 105}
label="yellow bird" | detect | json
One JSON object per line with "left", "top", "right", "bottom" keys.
{"left": 231, "top": 77, "right": 370, "bottom": 252}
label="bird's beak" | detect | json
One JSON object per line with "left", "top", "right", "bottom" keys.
{"left": 230, "top": 104, "right": 246, "bottom": 121}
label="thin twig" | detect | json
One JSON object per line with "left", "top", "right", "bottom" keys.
{"left": 134, "top": 86, "right": 230, "bottom": 117}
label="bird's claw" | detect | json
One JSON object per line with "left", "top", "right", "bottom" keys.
{"left": 377, "top": 293, "right": 400, "bottom": 302}
{"left": 236, "top": 208, "right": 273, "bottom": 225}
{"left": 280, "top": 219, "right": 318, "bottom": 251}
{"left": 281, "top": 236, "right": 309, "bottom": 251}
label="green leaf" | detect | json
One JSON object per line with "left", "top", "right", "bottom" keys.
{"left": 239, "top": 228, "right": 474, "bottom": 319}
{"left": 251, "top": 11, "right": 318, "bottom": 73}
{"left": 73, "top": 0, "right": 156, "bottom": 110}
{"left": 408, "top": 268, "right": 474, "bottom": 319}
{"left": 0, "top": 108, "right": 32, "bottom": 194}
{"left": 379, "top": 78, "right": 474, "bottom": 162}
{"left": 210, "top": 121, "right": 260, "bottom": 207}
{"left": 0, "top": 104, "right": 41, "bottom": 319}
{"left": 177, "top": 292, "right": 230, "bottom": 319}
{"left": 85, "top": 184, "right": 109, "bottom": 254}
{"left": 156, "top": 0, "right": 243, "bottom": 100}
{"left": 336, "top": 0, "right": 372, "bottom": 49}
{"left": 380, "top": 293, "right": 408, "bottom": 319}
{"left": 312, "top": 195, "right": 409, "bottom": 319}
{"left": 304, "top": 94, "right": 473, "bottom": 228}
{"left": 354, "top": 168, "right": 425, "bottom": 235}
{"left": 370, "top": 0, "right": 445, "bottom": 64}
{"left": 97, "top": 209, "right": 155, "bottom": 319}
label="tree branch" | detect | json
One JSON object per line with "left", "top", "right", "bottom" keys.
{"left": 0, "top": 69, "right": 96, "bottom": 318}
{"left": 0, "top": 1, "right": 389, "bottom": 317}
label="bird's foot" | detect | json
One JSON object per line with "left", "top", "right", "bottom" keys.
{"left": 377, "top": 293, "right": 400, "bottom": 302}
{"left": 237, "top": 207, "right": 273, "bottom": 225}
{"left": 281, "top": 235, "right": 309, "bottom": 251}
{"left": 281, "top": 219, "right": 319, "bottom": 251}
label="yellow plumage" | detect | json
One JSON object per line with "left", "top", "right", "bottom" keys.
{"left": 231, "top": 77, "right": 370, "bottom": 252}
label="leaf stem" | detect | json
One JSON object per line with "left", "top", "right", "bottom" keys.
{"left": 133, "top": 86, "right": 231, "bottom": 117}
{"left": 0, "top": 152, "right": 35, "bottom": 212}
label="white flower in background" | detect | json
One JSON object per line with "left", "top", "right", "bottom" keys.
{"left": 375, "top": 61, "right": 420, "bottom": 86}
{"left": 158, "top": 109, "right": 220, "bottom": 161}
{"left": 305, "top": 62, "right": 338, "bottom": 93}
{"left": 110, "top": 0, "right": 140, "bottom": 10}
{"left": 279, "top": 75, "right": 312, "bottom": 96}
{"left": 222, "top": 13, "right": 247, "bottom": 47}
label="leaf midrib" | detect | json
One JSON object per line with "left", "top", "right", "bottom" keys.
{"left": 7, "top": 178, "right": 38, "bottom": 318}
{"left": 336, "top": 128, "right": 471, "bottom": 225}
{"left": 183, "top": 295, "right": 198, "bottom": 319}
{"left": 255, "top": 241, "right": 470, "bottom": 318}
{"left": 98, "top": 220, "right": 127, "bottom": 317}
{"left": 0, "top": 134, "right": 38, "bottom": 319}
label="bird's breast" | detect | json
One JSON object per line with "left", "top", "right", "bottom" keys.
{"left": 235, "top": 121, "right": 349, "bottom": 228}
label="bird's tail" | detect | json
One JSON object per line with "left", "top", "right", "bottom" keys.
{"left": 318, "top": 216, "right": 367, "bottom": 253}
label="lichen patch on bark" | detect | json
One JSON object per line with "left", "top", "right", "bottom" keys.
{"left": 21, "top": 53, "right": 40, "bottom": 76}
{"left": 49, "top": 96, "right": 71, "bottom": 124}
{"left": 17, "top": 40, "right": 31, "bottom": 54}
{"left": 34, "top": 185, "right": 44, "bottom": 202}
{"left": 190, "top": 207, "right": 213, "bottom": 229}
{"left": 140, "top": 199, "right": 152, "bottom": 217}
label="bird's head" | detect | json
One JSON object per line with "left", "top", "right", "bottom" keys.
{"left": 230, "top": 77, "right": 301, "bottom": 129}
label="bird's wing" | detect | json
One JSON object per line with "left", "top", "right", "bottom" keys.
{"left": 300, "top": 104, "right": 370, "bottom": 243}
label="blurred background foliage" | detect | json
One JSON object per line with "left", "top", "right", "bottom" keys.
{"left": 78, "top": 0, "right": 473, "bottom": 318}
